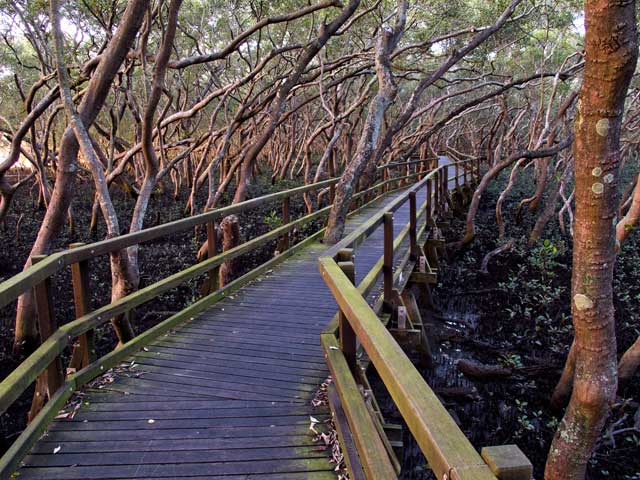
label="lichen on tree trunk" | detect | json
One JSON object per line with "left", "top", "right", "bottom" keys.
{"left": 544, "top": 1, "right": 638, "bottom": 478}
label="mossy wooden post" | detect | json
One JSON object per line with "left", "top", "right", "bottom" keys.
{"left": 433, "top": 170, "right": 440, "bottom": 216}
{"left": 28, "top": 255, "right": 64, "bottom": 423}
{"left": 426, "top": 179, "right": 433, "bottom": 227}
{"left": 455, "top": 162, "right": 460, "bottom": 189}
{"left": 409, "top": 192, "right": 418, "bottom": 260}
{"left": 205, "top": 220, "right": 219, "bottom": 294}
{"left": 442, "top": 164, "right": 449, "bottom": 212}
{"left": 68, "top": 243, "right": 96, "bottom": 370}
{"left": 383, "top": 213, "right": 394, "bottom": 312}
{"left": 281, "top": 196, "right": 291, "bottom": 252}
{"left": 337, "top": 248, "right": 357, "bottom": 372}
{"left": 330, "top": 183, "right": 336, "bottom": 203}
{"left": 463, "top": 161, "right": 469, "bottom": 186}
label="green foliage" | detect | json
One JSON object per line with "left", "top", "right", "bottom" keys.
{"left": 529, "top": 239, "right": 565, "bottom": 278}
{"left": 500, "top": 353, "right": 523, "bottom": 368}
{"left": 263, "top": 210, "right": 281, "bottom": 230}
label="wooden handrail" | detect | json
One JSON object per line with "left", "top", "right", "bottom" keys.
{"left": 318, "top": 158, "right": 504, "bottom": 480}
{"left": 319, "top": 258, "right": 495, "bottom": 480}
{"left": 0, "top": 159, "right": 438, "bottom": 450}
{"left": 0, "top": 200, "right": 334, "bottom": 414}
{"left": 0, "top": 159, "right": 433, "bottom": 310}
{"left": 0, "top": 177, "right": 339, "bottom": 309}
{"left": 2, "top": 171, "right": 433, "bottom": 476}
{"left": 324, "top": 160, "right": 472, "bottom": 259}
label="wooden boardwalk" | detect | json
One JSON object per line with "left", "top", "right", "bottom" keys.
{"left": 16, "top": 187, "right": 426, "bottom": 480}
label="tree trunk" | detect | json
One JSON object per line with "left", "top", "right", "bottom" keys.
{"left": 218, "top": 215, "right": 241, "bottom": 287}
{"left": 618, "top": 336, "right": 640, "bottom": 384}
{"left": 232, "top": 0, "right": 361, "bottom": 204}
{"left": 13, "top": 0, "right": 148, "bottom": 354}
{"left": 545, "top": 1, "right": 637, "bottom": 478}
{"left": 324, "top": 2, "right": 407, "bottom": 244}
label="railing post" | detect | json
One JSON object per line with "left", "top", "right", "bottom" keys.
{"left": 68, "top": 243, "right": 96, "bottom": 370}
{"left": 426, "top": 178, "right": 433, "bottom": 227}
{"left": 463, "top": 161, "right": 468, "bottom": 186}
{"left": 383, "top": 213, "right": 394, "bottom": 311}
{"left": 28, "top": 255, "right": 64, "bottom": 422}
{"left": 206, "top": 220, "right": 219, "bottom": 293}
{"left": 330, "top": 183, "right": 336, "bottom": 204}
{"left": 476, "top": 156, "right": 481, "bottom": 182}
{"left": 455, "top": 162, "right": 460, "bottom": 189}
{"left": 337, "top": 248, "right": 357, "bottom": 372}
{"left": 409, "top": 191, "right": 418, "bottom": 259}
{"left": 434, "top": 170, "right": 440, "bottom": 216}
{"left": 282, "top": 195, "right": 290, "bottom": 252}
{"left": 442, "top": 164, "right": 449, "bottom": 212}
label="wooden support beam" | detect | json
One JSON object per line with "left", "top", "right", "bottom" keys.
{"left": 424, "top": 239, "right": 441, "bottom": 269}
{"left": 426, "top": 178, "right": 433, "bottom": 227}
{"left": 409, "top": 271, "right": 438, "bottom": 285}
{"left": 390, "top": 328, "right": 422, "bottom": 349}
{"left": 409, "top": 191, "right": 418, "bottom": 259}
{"left": 383, "top": 213, "right": 394, "bottom": 312}
{"left": 434, "top": 170, "right": 440, "bottom": 215}
{"left": 338, "top": 257, "right": 357, "bottom": 373}
{"left": 68, "top": 243, "right": 96, "bottom": 371}
{"left": 205, "top": 220, "right": 219, "bottom": 294}
{"left": 281, "top": 196, "right": 291, "bottom": 252}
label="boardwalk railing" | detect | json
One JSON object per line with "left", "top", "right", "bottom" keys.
{"left": 319, "top": 160, "right": 532, "bottom": 480}
{"left": 0, "top": 158, "right": 439, "bottom": 477}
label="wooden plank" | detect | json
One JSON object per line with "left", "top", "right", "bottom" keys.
{"left": 78, "top": 398, "right": 302, "bottom": 410}
{"left": 169, "top": 331, "right": 321, "bottom": 355}
{"left": 154, "top": 338, "right": 327, "bottom": 364}
{"left": 92, "top": 376, "right": 303, "bottom": 402}
{"left": 134, "top": 350, "right": 327, "bottom": 377}
{"left": 146, "top": 344, "right": 327, "bottom": 370}
{"left": 16, "top": 458, "right": 335, "bottom": 479}
{"left": 39, "top": 423, "right": 323, "bottom": 442}
{"left": 131, "top": 366, "right": 318, "bottom": 393}
{"left": 48, "top": 414, "right": 328, "bottom": 432}
{"left": 104, "top": 474, "right": 337, "bottom": 480}
{"left": 23, "top": 445, "right": 331, "bottom": 467}
{"left": 132, "top": 356, "right": 326, "bottom": 383}
{"left": 182, "top": 322, "right": 323, "bottom": 340}
{"left": 31, "top": 434, "right": 318, "bottom": 453}
{"left": 73, "top": 405, "right": 328, "bottom": 421}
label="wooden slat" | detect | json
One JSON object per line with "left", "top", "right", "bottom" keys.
{"left": 16, "top": 458, "right": 335, "bottom": 479}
